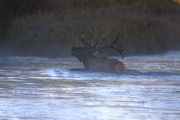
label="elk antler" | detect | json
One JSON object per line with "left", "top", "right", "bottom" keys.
{"left": 109, "top": 33, "right": 125, "bottom": 59}
{"left": 81, "top": 34, "right": 91, "bottom": 48}
{"left": 80, "top": 31, "right": 125, "bottom": 58}
{"left": 109, "top": 46, "right": 125, "bottom": 59}
{"left": 98, "top": 33, "right": 125, "bottom": 59}
{"left": 93, "top": 31, "right": 110, "bottom": 48}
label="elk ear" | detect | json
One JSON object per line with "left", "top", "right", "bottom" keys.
{"left": 92, "top": 51, "right": 102, "bottom": 57}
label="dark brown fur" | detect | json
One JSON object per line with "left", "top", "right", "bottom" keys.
{"left": 72, "top": 47, "right": 126, "bottom": 72}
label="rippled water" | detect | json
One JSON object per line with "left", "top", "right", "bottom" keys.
{"left": 0, "top": 51, "right": 180, "bottom": 120}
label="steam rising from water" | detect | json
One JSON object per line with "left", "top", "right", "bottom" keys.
{"left": 0, "top": 51, "right": 180, "bottom": 120}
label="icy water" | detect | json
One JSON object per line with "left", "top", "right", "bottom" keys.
{"left": 0, "top": 51, "right": 180, "bottom": 120}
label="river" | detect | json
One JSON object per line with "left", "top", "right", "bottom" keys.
{"left": 0, "top": 51, "right": 180, "bottom": 120}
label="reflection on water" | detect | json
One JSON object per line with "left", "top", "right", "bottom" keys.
{"left": 0, "top": 51, "right": 180, "bottom": 120}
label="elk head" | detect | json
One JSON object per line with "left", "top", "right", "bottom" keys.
{"left": 71, "top": 33, "right": 126, "bottom": 72}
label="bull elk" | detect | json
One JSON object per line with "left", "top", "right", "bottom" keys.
{"left": 71, "top": 33, "right": 126, "bottom": 73}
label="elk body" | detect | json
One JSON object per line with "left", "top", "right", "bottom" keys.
{"left": 71, "top": 33, "right": 126, "bottom": 73}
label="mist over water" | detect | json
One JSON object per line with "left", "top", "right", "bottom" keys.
{"left": 0, "top": 51, "right": 180, "bottom": 120}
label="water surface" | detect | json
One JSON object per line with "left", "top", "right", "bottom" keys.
{"left": 0, "top": 51, "right": 180, "bottom": 120}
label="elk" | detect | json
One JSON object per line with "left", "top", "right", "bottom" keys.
{"left": 71, "top": 33, "right": 126, "bottom": 73}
